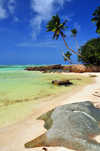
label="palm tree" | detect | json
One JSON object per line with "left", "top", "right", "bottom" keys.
{"left": 46, "top": 14, "right": 90, "bottom": 64}
{"left": 62, "top": 50, "right": 78, "bottom": 64}
{"left": 64, "top": 51, "right": 72, "bottom": 61}
{"left": 92, "top": 6, "right": 100, "bottom": 35}
{"left": 60, "top": 50, "right": 73, "bottom": 64}
{"left": 71, "top": 29, "right": 81, "bottom": 53}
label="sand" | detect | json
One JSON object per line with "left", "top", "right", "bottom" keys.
{"left": 0, "top": 72, "right": 100, "bottom": 151}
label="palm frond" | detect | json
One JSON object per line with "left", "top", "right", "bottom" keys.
{"left": 52, "top": 33, "right": 56, "bottom": 39}
{"left": 52, "top": 28, "right": 57, "bottom": 32}
{"left": 92, "top": 17, "right": 100, "bottom": 23}
{"left": 92, "top": 6, "right": 100, "bottom": 35}
{"left": 56, "top": 34, "right": 59, "bottom": 40}
{"left": 46, "top": 14, "right": 67, "bottom": 40}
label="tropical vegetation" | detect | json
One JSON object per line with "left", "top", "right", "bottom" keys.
{"left": 46, "top": 6, "right": 100, "bottom": 65}
{"left": 46, "top": 14, "right": 88, "bottom": 64}
{"left": 92, "top": 6, "right": 100, "bottom": 35}
{"left": 63, "top": 51, "right": 78, "bottom": 64}
{"left": 64, "top": 51, "right": 72, "bottom": 62}
{"left": 78, "top": 37, "right": 100, "bottom": 65}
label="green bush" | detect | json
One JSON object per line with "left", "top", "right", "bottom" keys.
{"left": 78, "top": 37, "right": 100, "bottom": 65}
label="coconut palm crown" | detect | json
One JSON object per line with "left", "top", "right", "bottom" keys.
{"left": 71, "top": 28, "right": 80, "bottom": 52}
{"left": 64, "top": 51, "right": 72, "bottom": 61}
{"left": 46, "top": 14, "right": 68, "bottom": 40}
{"left": 64, "top": 51, "right": 78, "bottom": 64}
{"left": 71, "top": 29, "right": 78, "bottom": 38}
{"left": 92, "top": 6, "right": 100, "bottom": 35}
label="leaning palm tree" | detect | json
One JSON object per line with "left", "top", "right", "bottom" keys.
{"left": 71, "top": 29, "right": 81, "bottom": 53}
{"left": 46, "top": 14, "right": 90, "bottom": 64}
{"left": 60, "top": 50, "right": 73, "bottom": 64}
{"left": 61, "top": 50, "right": 78, "bottom": 64}
{"left": 92, "top": 6, "right": 100, "bottom": 35}
{"left": 64, "top": 51, "right": 72, "bottom": 61}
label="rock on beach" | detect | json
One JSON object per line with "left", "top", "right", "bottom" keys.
{"left": 25, "top": 101, "right": 100, "bottom": 151}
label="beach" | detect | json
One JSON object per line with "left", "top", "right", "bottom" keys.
{"left": 0, "top": 72, "right": 100, "bottom": 151}
{"left": 0, "top": 68, "right": 91, "bottom": 128}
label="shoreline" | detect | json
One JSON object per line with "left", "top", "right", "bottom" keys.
{"left": 0, "top": 72, "right": 100, "bottom": 151}
{"left": 0, "top": 71, "right": 91, "bottom": 128}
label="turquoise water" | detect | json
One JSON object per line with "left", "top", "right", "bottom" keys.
{"left": 0, "top": 65, "right": 92, "bottom": 128}
{"left": 0, "top": 65, "right": 47, "bottom": 70}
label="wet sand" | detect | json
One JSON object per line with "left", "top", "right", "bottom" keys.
{"left": 0, "top": 72, "right": 100, "bottom": 151}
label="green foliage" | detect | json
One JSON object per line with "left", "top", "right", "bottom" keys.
{"left": 78, "top": 37, "right": 100, "bottom": 65}
{"left": 70, "top": 29, "right": 78, "bottom": 38}
{"left": 46, "top": 14, "right": 89, "bottom": 64}
{"left": 46, "top": 14, "right": 68, "bottom": 40}
{"left": 64, "top": 51, "right": 72, "bottom": 61}
{"left": 92, "top": 6, "right": 100, "bottom": 35}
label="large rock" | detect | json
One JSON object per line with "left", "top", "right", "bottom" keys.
{"left": 25, "top": 101, "right": 100, "bottom": 151}
{"left": 85, "top": 65, "right": 100, "bottom": 72}
{"left": 62, "top": 65, "right": 71, "bottom": 71}
{"left": 70, "top": 64, "right": 86, "bottom": 73}
{"left": 52, "top": 79, "right": 70, "bottom": 85}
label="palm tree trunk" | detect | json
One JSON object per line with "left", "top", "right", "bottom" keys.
{"left": 60, "top": 50, "right": 79, "bottom": 64}
{"left": 60, "top": 34, "right": 90, "bottom": 64}
{"left": 74, "top": 37, "right": 81, "bottom": 53}
{"left": 70, "top": 57, "right": 79, "bottom": 64}
{"left": 60, "top": 50, "right": 73, "bottom": 64}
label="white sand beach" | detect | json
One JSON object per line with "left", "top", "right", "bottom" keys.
{"left": 0, "top": 72, "right": 100, "bottom": 151}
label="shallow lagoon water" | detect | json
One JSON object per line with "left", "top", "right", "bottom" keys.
{"left": 0, "top": 67, "right": 92, "bottom": 128}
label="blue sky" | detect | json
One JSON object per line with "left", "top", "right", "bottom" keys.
{"left": 0, "top": 0, "right": 99, "bottom": 65}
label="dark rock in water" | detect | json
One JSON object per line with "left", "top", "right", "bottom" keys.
{"left": 64, "top": 81, "right": 73, "bottom": 86}
{"left": 52, "top": 79, "right": 69, "bottom": 85}
{"left": 25, "top": 101, "right": 100, "bottom": 151}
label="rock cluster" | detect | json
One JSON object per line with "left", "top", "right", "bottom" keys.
{"left": 26, "top": 64, "right": 62, "bottom": 71}
{"left": 26, "top": 64, "right": 100, "bottom": 73}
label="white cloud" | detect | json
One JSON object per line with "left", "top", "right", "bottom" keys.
{"left": 74, "top": 22, "right": 81, "bottom": 31}
{"left": 14, "top": 16, "right": 18, "bottom": 22}
{"left": 7, "top": 0, "right": 16, "bottom": 14}
{"left": 62, "top": 13, "right": 74, "bottom": 21}
{"left": 30, "top": 0, "right": 72, "bottom": 40}
{"left": 62, "top": 15, "right": 71, "bottom": 21}
{"left": 0, "top": 0, "right": 7, "bottom": 19}
{"left": 17, "top": 40, "right": 64, "bottom": 48}
{"left": 0, "top": 0, "right": 16, "bottom": 20}
{"left": 0, "top": 5, "right": 7, "bottom": 19}
{"left": 11, "top": 16, "right": 19, "bottom": 24}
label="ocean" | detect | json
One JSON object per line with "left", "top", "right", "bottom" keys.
{"left": 0, "top": 65, "right": 92, "bottom": 128}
